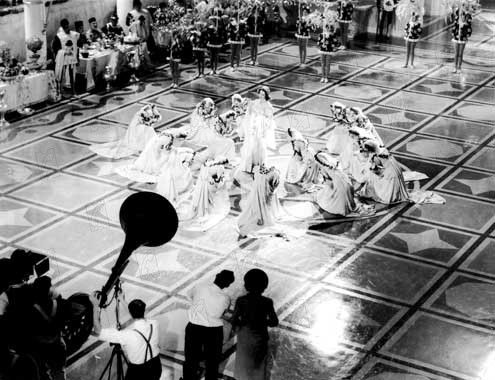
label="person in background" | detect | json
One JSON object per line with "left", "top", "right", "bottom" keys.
{"left": 182, "top": 270, "right": 235, "bottom": 380}
{"left": 129, "top": 14, "right": 152, "bottom": 68}
{"left": 190, "top": 21, "right": 208, "bottom": 78}
{"left": 376, "top": 0, "right": 398, "bottom": 42}
{"left": 207, "top": 16, "right": 223, "bottom": 75}
{"left": 170, "top": 30, "right": 183, "bottom": 88}
{"left": 318, "top": 23, "right": 339, "bottom": 83}
{"left": 295, "top": 6, "right": 311, "bottom": 66}
{"left": 227, "top": 18, "right": 246, "bottom": 71}
{"left": 92, "top": 298, "right": 162, "bottom": 380}
{"left": 247, "top": 5, "right": 265, "bottom": 65}
{"left": 86, "top": 17, "right": 103, "bottom": 42}
{"left": 128, "top": 0, "right": 156, "bottom": 55}
{"left": 232, "top": 269, "right": 278, "bottom": 380}
{"left": 75, "top": 21, "right": 88, "bottom": 48}
{"left": 102, "top": 14, "right": 125, "bottom": 39}
{"left": 0, "top": 258, "right": 12, "bottom": 317}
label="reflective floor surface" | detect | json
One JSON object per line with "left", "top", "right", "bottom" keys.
{"left": 0, "top": 13, "right": 494, "bottom": 380}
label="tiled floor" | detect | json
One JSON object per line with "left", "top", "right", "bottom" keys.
{"left": 1, "top": 18, "right": 494, "bottom": 380}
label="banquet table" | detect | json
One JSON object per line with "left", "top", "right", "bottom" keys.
{"left": 77, "top": 44, "right": 137, "bottom": 89}
{"left": 0, "top": 71, "right": 57, "bottom": 112}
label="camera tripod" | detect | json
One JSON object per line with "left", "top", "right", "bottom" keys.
{"left": 98, "top": 279, "right": 128, "bottom": 380}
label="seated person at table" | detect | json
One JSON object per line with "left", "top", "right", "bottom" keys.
{"left": 86, "top": 17, "right": 103, "bottom": 42}
{"left": 75, "top": 20, "right": 88, "bottom": 48}
{"left": 102, "top": 14, "right": 124, "bottom": 39}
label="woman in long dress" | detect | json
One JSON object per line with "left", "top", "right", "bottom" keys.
{"left": 238, "top": 165, "right": 281, "bottom": 237}
{"left": 238, "top": 86, "right": 277, "bottom": 174}
{"left": 171, "top": 98, "right": 236, "bottom": 165}
{"left": 180, "top": 157, "right": 231, "bottom": 230}
{"left": 90, "top": 104, "right": 162, "bottom": 159}
{"left": 232, "top": 269, "right": 279, "bottom": 380}
{"left": 364, "top": 148, "right": 410, "bottom": 204}
{"left": 285, "top": 128, "right": 320, "bottom": 192}
{"left": 315, "top": 152, "right": 358, "bottom": 216}
{"left": 326, "top": 102, "right": 351, "bottom": 156}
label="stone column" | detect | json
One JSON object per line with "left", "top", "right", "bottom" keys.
{"left": 117, "top": 0, "right": 133, "bottom": 32}
{"left": 24, "top": 0, "right": 47, "bottom": 64}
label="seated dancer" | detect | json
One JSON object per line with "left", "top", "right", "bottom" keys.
{"left": 286, "top": 128, "right": 320, "bottom": 192}
{"left": 364, "top": 147, "right": 409, "bottom": 204}
{"left": 115, "top": 133, "right": 194, "bottom": 190}
{"left": 86, "top": 17, "right": 103, "bottom": 42}
{"left": 102, "top": 14, "right": 125, "bottom": 39}
{"left": 90, "top": 104, "right": 162, "bottom": 158}
{"left": 238, "top": 165, "right": 282, "bottom": 237}
{"left": 238, "top": 86, "right": 276, "bottom": 174}
{"left": 355, "top": 110, "right": 384, "bottom": 147}
{"left": 326, "top": 102, "right": 351, "bottom": 156}
{"left": 314, "top": 152, "right": 372, "bottom": 216}
{"left": 171, "top": 98, "right": 236, "bottom": 165}
{"left": 181, "top": 157, "right": 231, "bottom": 230}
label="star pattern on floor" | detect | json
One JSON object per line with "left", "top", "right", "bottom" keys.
{"left": 133, "top": 249, "right": 190, "bottom": 277}
{"left": 456, "top": 175, "right": 495, "bottom": 195}
{"left": 391, "top": 229, "right": 457, "bottom": 253}
{"left": 0, "top": 208, "right": 33, "bottom": 227}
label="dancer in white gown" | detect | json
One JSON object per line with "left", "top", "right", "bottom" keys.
{"left": 181, "top": 157, "right": 231, "bottom": 231}
{"left": 238, "top": 165, "right": 282, "bottom": 236}
{"left": 326, "top": 102, "right": 352, "bottom": 156}
{"left": 171, "top": 98, "right": 236, "bottom": 165}
{"left": 285, "top": 128, "right": 320, "bottom": 192}
{"left": 364, "top": 147, "right": 409, "bottom": 204}
{"left": 231, "top": 94, "right": 249, "bottom": 138}
{"left": 116, "top": 133, "right": 194, "bottom": 189}
{"left": 90, "top": 104, "right": 162, "bottom": 158}
{"left": 238, "top": 86, "right": 277, "bottom": 173}
{"left": 315, "top": 152, "right": 358, "bottom": 216}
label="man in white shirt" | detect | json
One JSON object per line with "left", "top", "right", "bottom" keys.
{"left": 182, "top": 270, "right": 235, "bottom": 380}
{"left": 92, "top": 298, "right": 162, "bottom": 380}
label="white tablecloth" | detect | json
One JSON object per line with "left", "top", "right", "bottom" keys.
{"left": 0, "top": 71, "right": 57, "bottom": 112}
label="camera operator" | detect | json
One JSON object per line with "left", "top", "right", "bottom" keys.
{"left": 91, "top": 297, "right": 162, "bottom": 380}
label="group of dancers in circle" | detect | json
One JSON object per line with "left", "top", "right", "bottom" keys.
{"left": 89, "top": 83, "right": 442, "bottom": 238}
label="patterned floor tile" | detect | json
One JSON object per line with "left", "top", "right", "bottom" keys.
{"left": 393, "top": 135, "right": 474, "bottom": 164}
{"left": 405, "top": 193, "right": 495, "bottom": 233}
{"left": 257, "top": 52, "right": 301, "bottom": 69}
{"left": 418, "top": 116, "right": 493, "bottom": 145}
{"left": 373, "top": 58, "right": 438, "bottom": 75}
{"left": 294, "top": 61, "right": 360, "bottom": 79}
{"left": 80, "top": 189, "right": 135, "bottom": 225}
{"left": 266, "top": 72, "right": 333, "bottom": 93}
{"left": 447, "top": 101, "right": 495, "bottom": 123}
{"left": 366, "top": 106, "right": 431, "bottom": 131}
{"left": 407, "top": 77, "right": 473, "bottom": 98}
{"left": 275, "top": 110, "right": 333, "bottom": 137}
{"left": 370, "top": 218, "right": 475, "bottom": 265}
{"left": 465, "top": 147, "right": 495, "bottom": 172}
{"left": 65, "top": 156, "right": 135, "bottom": 185}
{"left": 467, "top": 85, "right": 495, "bottom": 104}
{"left": 0, "top": 158, "right": 50, "bottom": 193}
{"left": 461, "top": 238, "right": 495, "bottom": 278}
{"left": 219, "top": 65, "right": 279, "bottom": 82}
{"left": 292, "top": 95, "right": 369, "bottom": 117}
{"left": 326, "top": 248, "right": 444, "bottom": 303}
{"left": 283, "top": 285, "right": 404, "bottom": 348}
{"left": 10, "top": 173, "right": 118, "bottom": 212}
{"left": 330, "top": 51, "right": 385, "bottom": 67}
{"left": 374, "top": 127, "right": 407, "bottom": 147}
{"left": 97, "top": 243, "right": 219, "bottom": 292}
{"left": 323, "top": 81, "right": 392, "bottom": 102}
{"left": 351, "top": 69, "right": 416, "bottom": 89}
{"left": 425, "top": 272, "right": 495, "bottom": 327}
{"left": 428, "top": 66, "right": 494, "bottom": 85}
{"left": 100, "top": 103, "right": 184, "bottom": 127}
{"left": 439, "top": 168, "right": 495, "bottom": 201}
{"left": 271, "top": 44, "right": 321, "bottom": 59}
{"left": 381, "top": 312, "right": 495, "bottom": 379}
{"left": 354, "top": 357, "right": 451, "bottom": 380}
{"left": 180, "top": 75, "right": 253, "bottom": 97}
{"left": 4, "top": 137, "right": 92, "bottom": 169}
{"left": 380, "top": 91, "right": 456, "bottom": 114}
{"left": 17, "top": 216, "right": 123, "bottom": 265}
{"left": 145, "top": 89, "right": 218, "bottom": 112}
{"left": 231, "top": 234, "right": 350, "bottom": 277}
{"left": 0, "top": 198, "right": 60, "bottom": 242}
{"left": 56, "top": 119, "right": 127, "bottom": 145}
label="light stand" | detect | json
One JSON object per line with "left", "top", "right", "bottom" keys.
{"left": 98, "top": 279, "right": 128, "bottom": 380}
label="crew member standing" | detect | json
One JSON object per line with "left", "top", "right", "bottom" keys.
{"left": 92, "top": 298, "right": 162, "bottom": 380}
{"left": 182, "top": 270, "right": 235, "bottom": 380}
